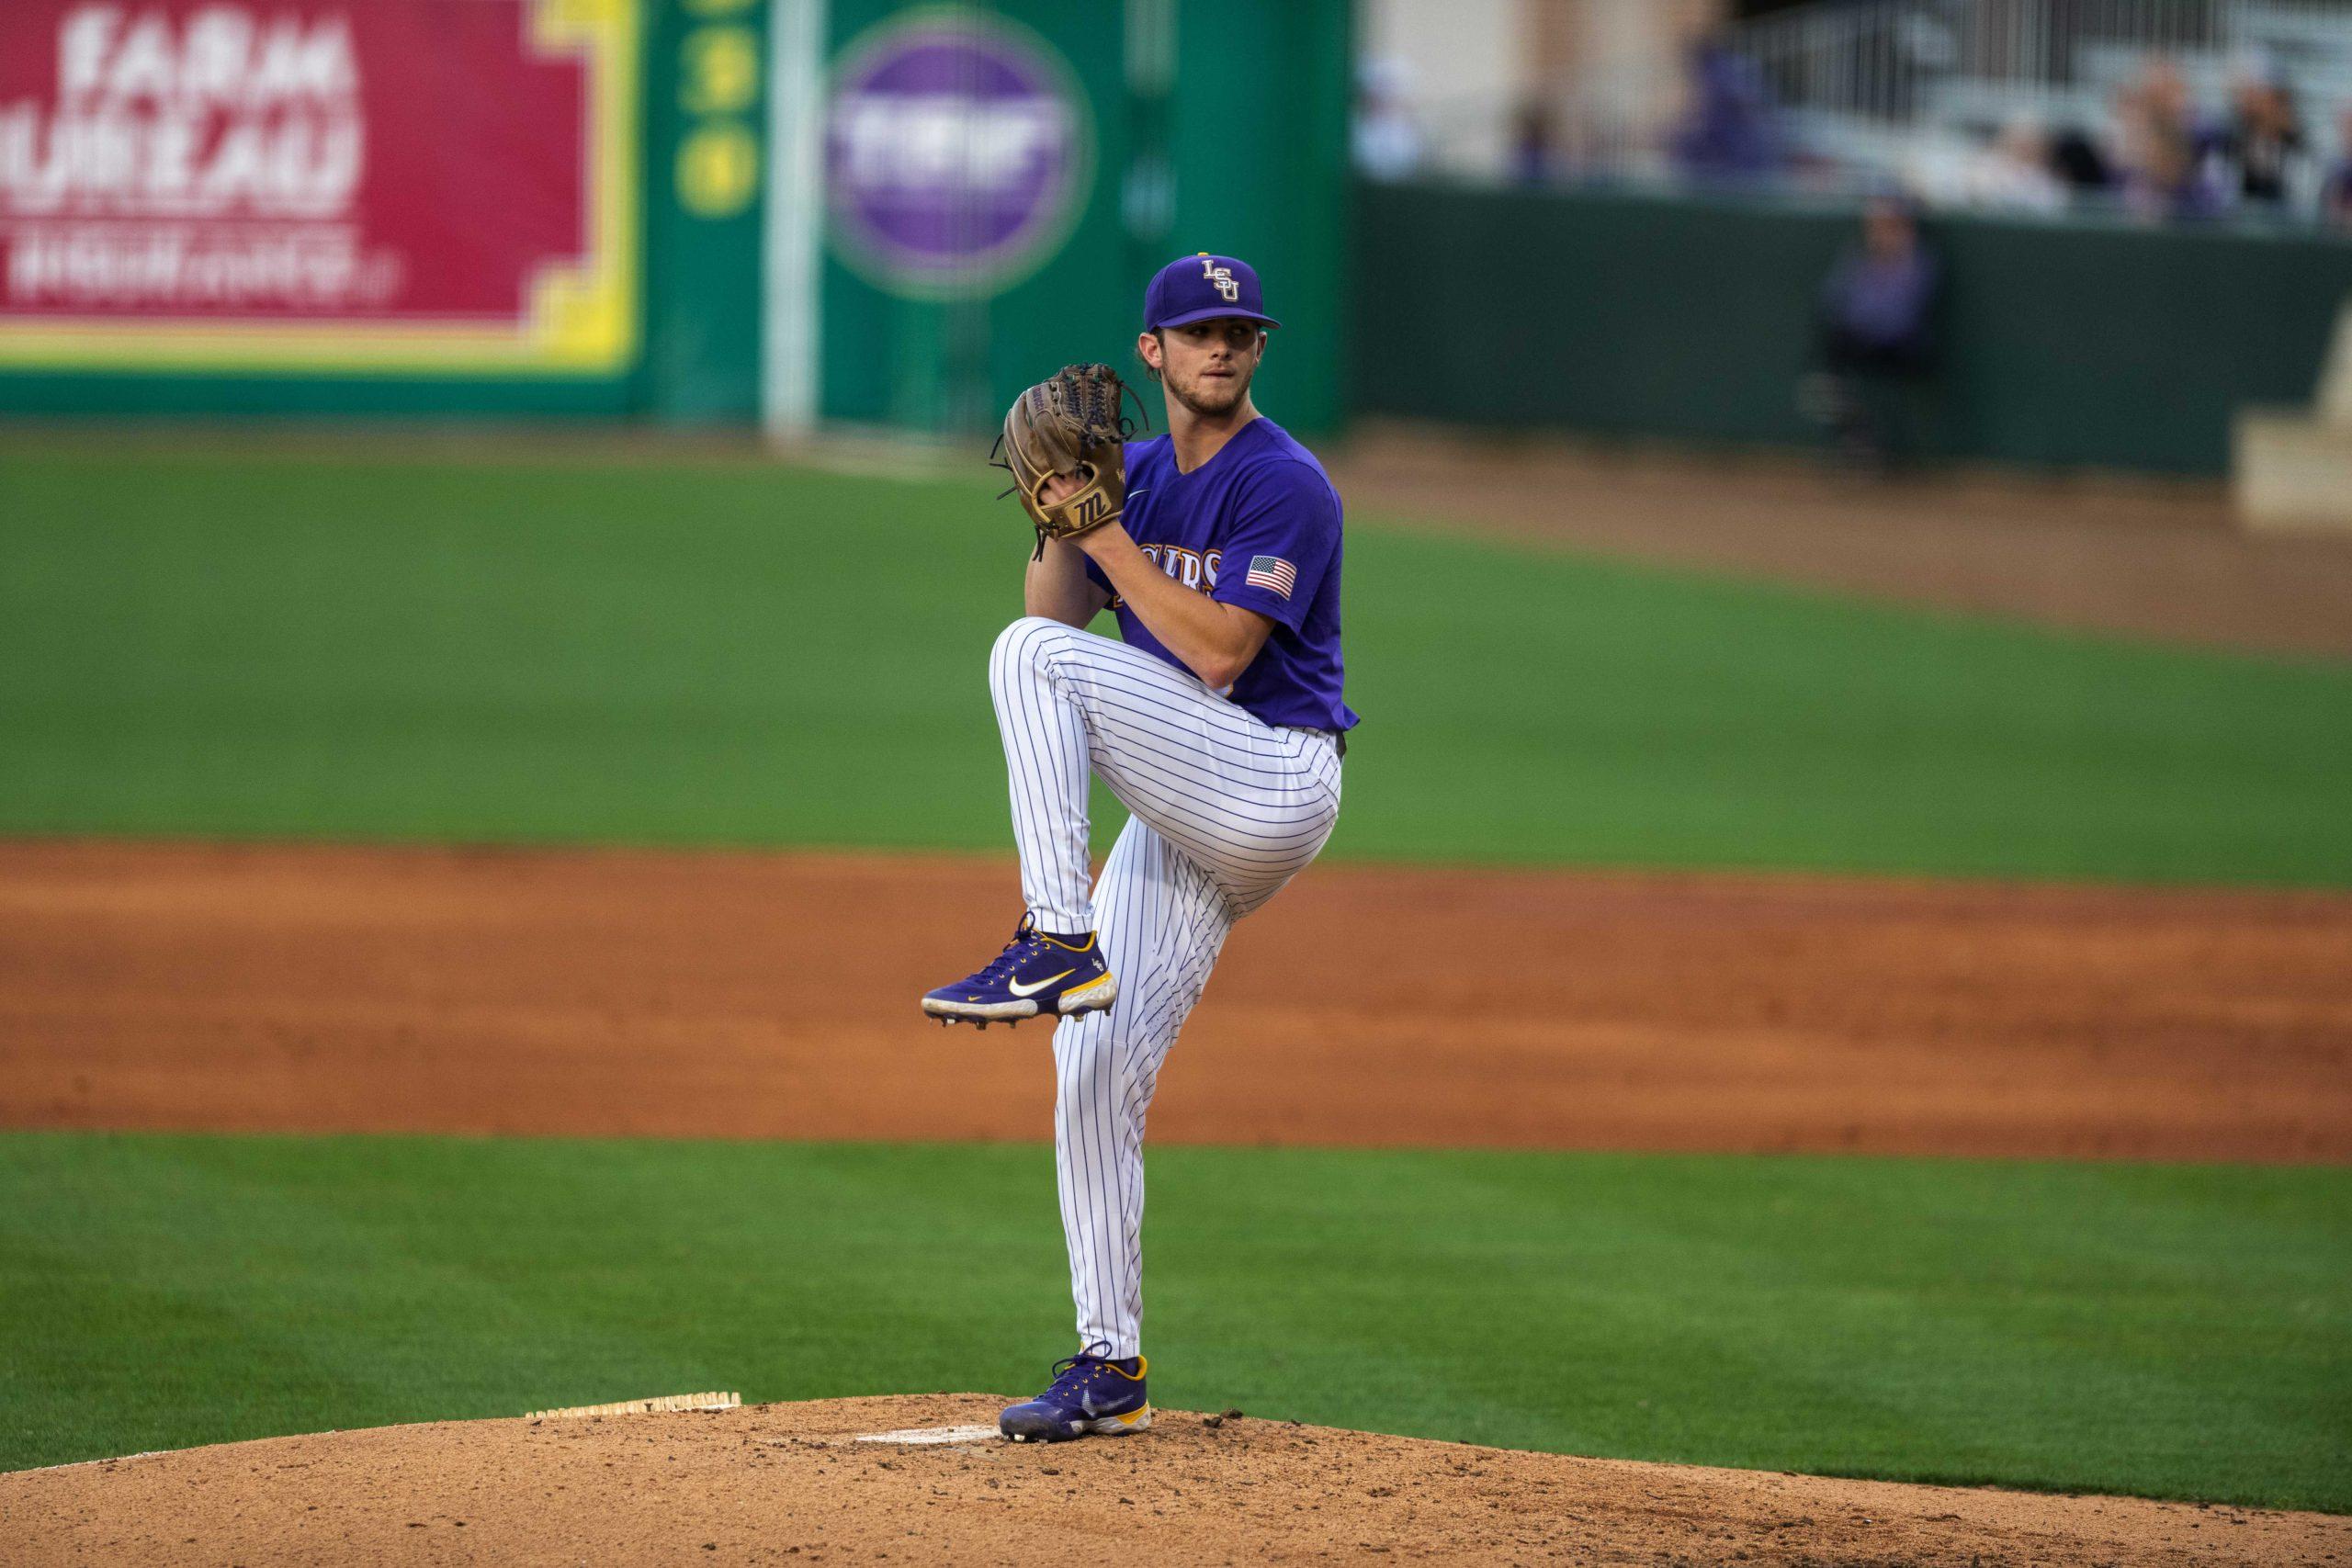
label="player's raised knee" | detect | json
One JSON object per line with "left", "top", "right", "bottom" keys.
{"left": 990, "top": 615, "right": 1073, "bottom": 675}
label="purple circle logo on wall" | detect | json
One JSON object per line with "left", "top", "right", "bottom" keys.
{"left": 825, "top": 11, "right": 1093, "bottom": 299}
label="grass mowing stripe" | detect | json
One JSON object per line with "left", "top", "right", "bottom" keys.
{"left": 2, "top": 1134, "right": 2345, "bottom": 1511}
{"left": 1346, "top": 518, "right": 2352, "bottom": 883}
{"left": 2, "top": 448, "right": 2349, "bottom": 883}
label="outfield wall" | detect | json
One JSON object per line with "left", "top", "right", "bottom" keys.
{"left": 778, "top": 0, "right": 1350, "bottom": 437}
{"left": 9, "top": 2, "right": 2339, "bottom": 472}
{"left": 0, "top": 0, "right": 1351, "bottom": 434}
{"left": 1354, "top": 181, "right": 2352, "bottom": 476}
{"left": 0, "top": 0, "right": 763, "bottom": 420}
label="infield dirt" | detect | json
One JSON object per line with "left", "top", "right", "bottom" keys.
{"left": 8, "top": 840, "right": 2348, "bottom": 1562}
{"left": 6, "top": 1393, "right": 2345, "bottom": 1566}
{"left": 4, "top": 840, "right": 2347, "bottom": 1161}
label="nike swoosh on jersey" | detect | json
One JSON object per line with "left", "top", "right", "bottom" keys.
{"left": 1007, "top": 968, "right": 1077, "bottom": 998}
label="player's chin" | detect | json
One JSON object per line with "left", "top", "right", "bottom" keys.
{"left": 1183, "top": 378, "right": 1245, "bottom": 414}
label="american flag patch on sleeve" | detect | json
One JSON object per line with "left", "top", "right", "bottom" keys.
{"left": 1244, "top": 555, "right": 1297, "bottom": 599}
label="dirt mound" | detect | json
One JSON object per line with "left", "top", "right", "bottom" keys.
{"left": 4, "top": 840, "right": 2348, "bottom": 1161}
{"left": 5, "top": 1394, "right": 2340, "bottom": 1565}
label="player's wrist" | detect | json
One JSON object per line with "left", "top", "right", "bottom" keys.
{"left": 1070, "top": 522, "right": 1128, "bottom": 560}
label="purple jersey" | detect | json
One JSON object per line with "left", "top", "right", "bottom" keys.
{"left": 1083, "top": 417, "right": 1357, "bottom": 734}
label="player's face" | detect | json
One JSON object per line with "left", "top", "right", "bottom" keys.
{"left": 1143, "top": 319, "right": 1264, "bottom": 417}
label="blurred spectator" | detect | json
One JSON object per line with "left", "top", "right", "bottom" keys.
{"left": 1671, "top": 34, "right": 1781, "bottom": 183}
{"left": 2116, "top": 60, "right": 2223, "bottom": 221}
{"left": 2324, "top": 107, "right": 2352, "bottom": 231}
{"left": 1806, "top": 196, "right": 1939, "bottom": 469}
{"left": 1361, "top": 22, "right": 2352, "bottom": 228}
{"left": 2047, "top": 125, "right": 2115, "bottom": 197}
{"left": 2129, "top": 128, "right": 2224, "bottom": 220}
{"left": 2211, "top": 73, "right": 2307, "bottom": 211}
{"left": 1965, "top": 118, "right": 2067, "bottom": 215}
{"left": 1352, "top": 57, "right": 1425, "bottom": 182}
{"left": 1510, "top": 97, "right": 1561, "bottom": 186}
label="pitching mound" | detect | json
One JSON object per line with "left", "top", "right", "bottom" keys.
{"left": 6, "top": 1395, "right": 2342, "bottom": 1565}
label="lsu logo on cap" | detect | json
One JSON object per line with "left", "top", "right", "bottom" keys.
{"left": 1198, "top": 253, "right": 1239, "bottom": 302}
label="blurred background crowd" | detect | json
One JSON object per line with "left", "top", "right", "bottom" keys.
{"left": 1356, "top": 0, "right": 2352, "bottom": 229}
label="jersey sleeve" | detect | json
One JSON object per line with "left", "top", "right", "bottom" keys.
{"left": 1209, "top": 460, "right": 1340, "bottom": 632}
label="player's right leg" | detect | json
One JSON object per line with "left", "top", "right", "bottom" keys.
{"left": 1050, "top": 817, "right": 1229, "bottom": 1360}
{"left": 1001, "top": 816, "right": 1228, "bottom": 1441}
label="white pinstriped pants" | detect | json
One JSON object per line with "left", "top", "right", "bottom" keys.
{"left": 989, "top": 616, "right": 1342, "bottom": 1356}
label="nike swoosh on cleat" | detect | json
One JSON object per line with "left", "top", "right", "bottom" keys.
{"left": 1006, "top": 968, "right": 1076, "bottom": 998}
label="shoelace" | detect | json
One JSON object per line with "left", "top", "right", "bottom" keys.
{"left": 1041, "top": 1340, "right": 1131, "bottom": 1402}
{"left": 973, "top": 917, "right": 1051, "bottom": 984}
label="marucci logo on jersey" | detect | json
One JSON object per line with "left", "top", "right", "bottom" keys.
{"left": 1244, "top": 555, "right": 1296, "bottom": 599}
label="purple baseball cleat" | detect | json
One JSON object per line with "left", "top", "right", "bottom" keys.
{"left": 922, "top": 916, "right": 1116, "bottom": 1029}
{"left": 1000, "top": 1342, "right": 1151, "bottom": 1442}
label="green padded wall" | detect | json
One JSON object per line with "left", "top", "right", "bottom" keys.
{"left": 1354, "top": 181, "right": 2352, "bottom": 475}
{"left": 812, "top": 0, "right": 1351, "bottom": 438}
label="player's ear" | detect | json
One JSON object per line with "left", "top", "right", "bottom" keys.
{"left": 1136, "top": 330, "right": 1164, "bottom": 382}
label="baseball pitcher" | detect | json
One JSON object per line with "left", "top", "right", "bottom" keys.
{"left": 922, "top": 252, "right": 1358, "bottom": 1441}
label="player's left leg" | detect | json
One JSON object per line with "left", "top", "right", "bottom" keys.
{"left": 985, "top": 615, "right": 1340, "bottom": 921}
{"left": 922, "top": 615, "right": 1336, "bottom": 1029}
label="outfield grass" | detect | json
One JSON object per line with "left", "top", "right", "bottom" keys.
{"left": 3, "top": 444, "right": 2350, "bottom": 884}
{"left": 2, "top": 1134, "right": 2345, "bottom": 1510}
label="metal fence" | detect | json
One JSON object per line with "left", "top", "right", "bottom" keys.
{"left": 1738, "top": 0, "right": 2352, "bottom": 117}
{"left": 1397, "top": 0, "right": 2352, "bottom": 220}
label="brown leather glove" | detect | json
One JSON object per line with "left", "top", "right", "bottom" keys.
{"left": 995, "top": 363, "right": 1135, "bottom": 558}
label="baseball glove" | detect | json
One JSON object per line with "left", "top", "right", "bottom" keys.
{"left": 993, "top": 363, "right": 1140, "bottom": 558}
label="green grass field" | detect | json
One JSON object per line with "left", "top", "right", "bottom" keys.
{"left": 5, "top": 441, "right": 2346, "bottom": 1514}
{"left": 4, "top": 441, "right": 2349, "bottom": 884}
{"left": 3, "top": 1134, "right": 2346, "bottom": 1511}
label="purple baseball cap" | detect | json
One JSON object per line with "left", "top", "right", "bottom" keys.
{"left": 1143, "top": 252, "right": 1281, "bottom": 332}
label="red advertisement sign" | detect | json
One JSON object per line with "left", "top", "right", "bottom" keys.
{"left": 0, "top": 0, "right": 637, "bottom": 373}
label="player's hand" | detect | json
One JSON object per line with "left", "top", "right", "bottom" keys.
{"left": 1038, "top": 472, "right": 1083, "bottom": 506}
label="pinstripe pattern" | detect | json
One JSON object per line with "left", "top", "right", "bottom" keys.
{"left": 987, "top": 615, "right": 1341, "bottom": 1355}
